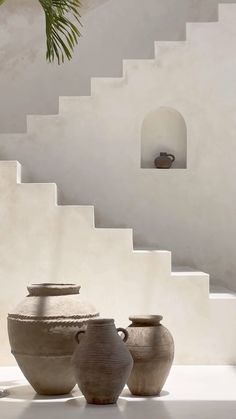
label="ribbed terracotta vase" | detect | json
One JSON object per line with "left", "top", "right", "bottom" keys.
{"left": 72, "top": 318, "right": 133, "bottom": 404}
{"left": 126, "top": 315, "right": 174, "bottom": 396}
{"left": 8, "top": 283, "right": 99, "bottom": 395}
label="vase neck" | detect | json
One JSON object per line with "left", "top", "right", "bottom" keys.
{"left": 27, "top": 283, "right": 81, "bottom": 296}
{"left": 86, "top": 319, "right": 122, "bottom": 343}
{"left": 129, "top": 315, "right": 163, "bottom": 326}
{"left": 87, "top": 318, "right": 114, "bottom": 327}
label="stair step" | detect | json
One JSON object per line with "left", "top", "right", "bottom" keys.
{"left": 171, "top": 270, "right": 209, "bottom": 278}
{"left": 27, "top": 115, "right": 62, "bottom": 134}
{"left": 171, "top": 269, "right": 209, "bottom": 298}
{"left": 59, "top": 96, "right": 92, "bottom": 114}
{"left": 210, "top": 285, "right": 236, "bottom": 299}
{"left": 133, "top": 249, "right": 171, "bottom": 276}
{"left": 154, "top": 41, "right": 186, "bottom": 59}
{"left": 0, "top": 161, "right": 21, "bottom": 186}
{"left": 186, "top": 21, "right": 219, "bottom": 42}
{"left": 122, "top": 59, "right": 155, "bottom": 76}
{"left": 186, "top": 4, "right": 236, "bottom": 42}
{"left": 91, "top": 77, "right": 124, "bottom": 96}
{"left": 57, "top": 205, "right": 95, "bottom": 228}
{"left": 17, "top": 183, "right": 57, "bottom": 207}
{"left": 218, "top": 4, "right": 236, "bottom": 23}
{"left": 172, "top": 265, "right": 208, "bottom": 274}
{"left": 94, "top": 227, "right": 133, "bottom": 252}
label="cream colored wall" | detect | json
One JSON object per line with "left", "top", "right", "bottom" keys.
{"left": 1, "top": 3, "right": 236, "bottom": 365}
{"left": 1, "top": 3, "right": 236, "bottom": 290}
{"left": 0, "top": 0, "right": 235, "bottom": 132}
{"left": 1, "top": 5, "right": 236, "bottom": 292}
{"left": 1, "top": 160, "right": 236, "bottom": 366}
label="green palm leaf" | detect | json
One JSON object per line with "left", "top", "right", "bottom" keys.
{"left": 38, "top": 0, "right": 82, "bottom": 64}
{"left": 1, "top": 0, "right": 82, "bottom": 64}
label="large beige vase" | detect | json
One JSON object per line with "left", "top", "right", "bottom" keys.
{"left": 8, "top": 283, "right": 99, "bottom": 395}
{"left": 126, "top": 315, "right": 174, "bottom": 396}
{"left": 72, "top": 318, "right": 133, "bottom": 404}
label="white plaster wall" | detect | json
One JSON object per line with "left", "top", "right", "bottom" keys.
{"left": 1, "top": 5, "right": 236, "bottom": 293}
{"left": 0, "top": 161, "right": 208, "bottom": 365}
{"left": 1, "top": 160, "right": 236, "bottom": 366}
{"left": 0, "top": 0, "right": 235, "bottom": 132}
{"left": 1, "top": 2, "right": 236, "bottom": 289}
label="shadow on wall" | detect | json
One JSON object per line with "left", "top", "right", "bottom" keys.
{"left": 141, "top": 107, "right": 187, "bottom": 169}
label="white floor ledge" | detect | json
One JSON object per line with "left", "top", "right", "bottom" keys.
{"left": 1, "top": 366, "right": 236, "bottom": 418}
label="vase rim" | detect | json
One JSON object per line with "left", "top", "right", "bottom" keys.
{"left": 129, "top": 315, "right": 163, "bottom": 325}
{"left": 27, "top": 283, "right": 81, "bottom": 296}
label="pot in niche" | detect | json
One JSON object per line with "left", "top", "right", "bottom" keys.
{"left": 126, "top": 315, "right": 174, "bottom": 396}
{"left": 72, "top": 318, "right": 133, "bottom": 404}
{"left": 8, "top": 283, "right": 99, "bottom": 395}
{"left": 154, "top": 152, "right": 175, "bottom": 169}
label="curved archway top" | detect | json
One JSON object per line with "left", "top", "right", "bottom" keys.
{"left": 145, "top": 106, "right": 188, "bottom": 119}
{"left": 141, "top": 107, "right": 187, "bottom": 169}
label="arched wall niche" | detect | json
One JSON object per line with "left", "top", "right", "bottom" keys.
{"left": 141, "top": 107, "right": 187, "bottom": 169}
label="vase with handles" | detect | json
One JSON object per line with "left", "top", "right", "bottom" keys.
{"left": 154, "top": 152, "right": 175, "bottom": 169}
{"left": 8, "top": 283, "right": 99, "bottom": 395}
{"left": 72, "top": 318, "right": 133, "bottom": 404}
{"left": 126, "top": 315, "right": 174, "bottom": 396}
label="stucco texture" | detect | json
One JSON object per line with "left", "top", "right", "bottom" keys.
{"left": 1, "top": 2, "right": 236, "bottom": 291}
{"left": 0, "top": 0, "right": 235, "bottom": 132}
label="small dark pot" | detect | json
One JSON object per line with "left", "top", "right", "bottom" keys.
{"left": 154, "top": 152, "right": 175, "bottom": 169}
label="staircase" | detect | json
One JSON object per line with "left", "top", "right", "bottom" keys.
{"left": 0, "top": 5, "right": 236, "bottom": 293}
{"left": 1, "top": 4, "right": 236, "bottom": 364}
{"left": 1, "top": 0, "right": 233, "bottom": 133}
{"left": 0, "top": 160, "right": 236, "bottom": 365}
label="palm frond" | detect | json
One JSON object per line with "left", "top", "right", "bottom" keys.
{"left": 38, "top": 0, "right": 82, "bottom": 64}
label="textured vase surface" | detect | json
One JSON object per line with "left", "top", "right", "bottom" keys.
{"left": 126, "top": 315, "right": 174, "bottom": 396}
{"left": 72, "top": 318, "right": 133, "bottom": 404}
{"left": 8, "top": 283, "right": 99, "bottom": 395}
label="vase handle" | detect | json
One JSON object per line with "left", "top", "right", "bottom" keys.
{"left": 167, "top": 153, "right": 175, "bottom": 162}
{"left": 117, "top": 327, "right": 129, "bottom": 342}
{"left": 75, "top": 330, "right": 85, "bottom": 344}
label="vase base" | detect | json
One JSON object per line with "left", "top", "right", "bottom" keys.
{"left": 86, "top": 398, "right": 118, "bottom": 405}
{"left": 130, "top": 390, "right": 161, "bottom": 397}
